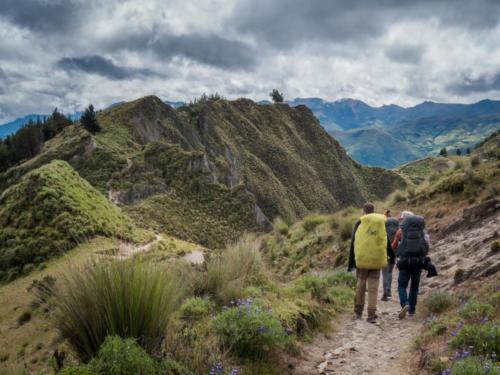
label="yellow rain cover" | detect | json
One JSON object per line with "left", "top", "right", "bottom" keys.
{"left": 354, "top": 213, "right": 388, "bottom": 269}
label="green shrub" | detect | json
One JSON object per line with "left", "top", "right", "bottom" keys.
{"left": 450, "top": 323, "right": 500, "bottom": 355}
{"left": 428, "top": 320, "right": 448, "bottom": 336}
{"left": 393, "top": 191, "right": 405, "bottom": 203}
{"left": 451, "top": 357, "right": 499, "bottom": 375}
{"left": 491, "top": 240, "right": 500, "bottom": 254}
{"left": 213, "top": 299, "right": 286, "bottom": 359}
{"left": 273, "top": 217, "right": 289, "bottom": 235}
{"left": 454, "top": 268, "right": 466, "bottom": 284}
{"left": 179, "top": 297, "right": 214, "bottom": 321}
{"left": 17, "top": 310, "right": 31, "bottom": 326}
{"left": 206, "top": 235, "right": 264, "bottom": 304}
{"left": 0, "top": 352, "right": 9, "bottom": 362}
{"left": 302, "top": 214, "right": 327, "bottom": 232}
{"left": 52, "top": 260, "right": 187, "bottom": 360}
{"left": 470, "top": 155, "right": 481, "bottom": 168}
{"left": 90, "top": 336, "right": 159, "bottom": 375}
{"left": 424, "top": 292, "right": 455, "bottom": 315}
{"left": 340, "top": 221, "right": 354, "bottom": 241}
{"left": 459, "top": 302, "right": 495, "bottom": 322}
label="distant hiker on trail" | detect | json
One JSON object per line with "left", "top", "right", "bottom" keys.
{"left": 382, "top": 213, "right": 399, "bottom": 301}
{"left": 392, "top": 211, "right": 429, "bottom": 319}
{"left": 348, "top": 202, "right": 395, "bottom": 323}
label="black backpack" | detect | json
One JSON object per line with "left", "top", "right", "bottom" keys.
{"left": 397, "top": 215, "right": 428, "bottom": 258}
{"left": 385, "top": 218, "right": 399, "bottom": 243}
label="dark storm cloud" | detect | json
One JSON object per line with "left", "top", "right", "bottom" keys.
{"left": 56, "top": 55, "right": 162, "bottom": 80}
{"left": 0, "top": 0, "right": 84, "bottom": 33}
{"left": 231, "top": 0, "right": 500, "bottom": 48}
{"left": 110, "top": 32, "right": 257, "bottom": 70}
{"left": 449, "top": 72, "right": 500, "bottom": 94}
{"left": 385, "top": 44, "right": 425, "bottom": 64}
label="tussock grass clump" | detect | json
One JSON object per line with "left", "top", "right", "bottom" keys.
{"left": 302, "top": 214, "right": 327, "bottom": 232}
{"left": 273, "top": 217, "right": 289, "bottom": 235}
{"left": 424, "top": 291, "right": 455, "bottom": 316}
{"left": 53, "top": 260, "right": 187, "bottom": 360}
{"left": 206, "top": 235, "right": 265, "bottom": 304}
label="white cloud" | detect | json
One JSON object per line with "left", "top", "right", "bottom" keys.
{"left": 0, "top": 0, "right": 499, "bottom": 122}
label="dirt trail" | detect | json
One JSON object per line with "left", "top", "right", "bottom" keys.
{"left": 110, "top": 234, "right": 162, "bottom": 259}
{"left": 291, "top": 275, "right": 427, "bottom": 375}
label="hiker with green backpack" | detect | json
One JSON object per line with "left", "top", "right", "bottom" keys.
{"left": 347, "top": 202, "right": 395, "bottom": 323}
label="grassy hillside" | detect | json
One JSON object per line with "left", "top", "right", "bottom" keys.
{"left": 0, "top": 160, "right": 134, "bottom": 281}
{"left": 331, "top": 127, "right": 422, "bottom": 168}
{"left": 0, "top": 95, "right": 404, "bottom": 250}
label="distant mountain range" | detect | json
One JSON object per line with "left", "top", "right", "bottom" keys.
{"left": 288, "top": 98, "right": 500, "bottom": 168}
{"left": 0, "top": 112, "right": 82, "bottom": 139}
{"left": 2, "top": 97, "right": 500, "bottom": 168}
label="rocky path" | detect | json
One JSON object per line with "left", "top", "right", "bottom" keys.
{"left": 291, "top": 276, "right": 425, "bottom": 375}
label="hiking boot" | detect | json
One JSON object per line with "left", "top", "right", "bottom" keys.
{"left": 353, "top": 312, "right": 362, "bottom": 320}
{"left": 366, "top": 314, "right": 378, "bottom": 323}
{"left": 381, "top": 295, "right": 388, "bottom": 301}
{"left": 408, "top": 311, "right": 416, "bottom": 317}
{"left": 399, "top": 305, "right": 410, "bottom": 319}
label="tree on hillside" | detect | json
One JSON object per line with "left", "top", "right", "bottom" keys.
{"left": 269, "top": 89, "right": 284, "bottom": 103}
{"left": 466, "top": 148, "right": 471, "bottom": 156}
{"left": 81, "top": 104, "right": 101, "bottom": 134}
{"left": 439, "top": 147, "right": 448, "bottom": 157}
{"left": 456, "top": 148, "right": 462, "bottom": 156}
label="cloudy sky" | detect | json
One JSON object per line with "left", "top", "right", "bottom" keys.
{"left": 1, "top": 0, "right": 500, "bottom": 122}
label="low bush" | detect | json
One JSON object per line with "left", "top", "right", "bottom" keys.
{"left": 179, "top": 297, "right": 214, "bottom": 321}
{"left": 470, "top": 155, "right": 481, "bottom": 168}
{"left": 213, "top": 298, "right": 287, "bottom": 359}
{"left": 491, "top": 240, "right": 500, "bottom": 254}
{"left": 450, "top": 323, "right": 500, "bottom": 356}
{"left": 340, "top": 221, "right": 354, "bottom": 241}
{"left": 52, "top": 260, "right": 187, "bottom": 360}
{"left": 206, "top": 235, "right": 265, "bottom": 304}
{"left": 17, "top": 310, "right": 31, "bottom": 326}
{"left": 451, "top": 356, "right": 499, "bottom": 375}
{"left": 90, "top": 336, "right": 159, "bottom": 375}
{"left": 425, "top": 292, "right": 455, "bottom": 315}
{"left": 393, "top": 191, "right": 405, "bottom": 204}
{"left": 459, "top": 302, "right": 495, "bottom": 322}
{"left": 454, "top": 268, "right": 466, "bottom": 284}
{"left": 61, "top": 336, "right": 160, "bottom": 375}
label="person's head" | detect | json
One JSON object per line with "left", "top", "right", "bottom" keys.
{"left": 385, "top": 209, "right": 391, "bottom": 217}
{"left": 399, "top": 210, "right": 414, "bottom": 222}
{"left": 362, "top": 202, "right": 375, "bottom": 214}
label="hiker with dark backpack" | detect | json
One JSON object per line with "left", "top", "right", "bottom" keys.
{"left": 392, "top": 212, "right": 429, "bottom": 319}
{"left": 382, "top": 213, "right": 399, "bottom": 301}
{"left": 348, "top": 202, "right": 395, "bottom": 323}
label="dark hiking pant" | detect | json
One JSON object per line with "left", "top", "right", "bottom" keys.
{"left": 382, "top": 263, "right": 394, "bottom": 297}
{"left": 398, "top": 268, "right": 422, "bottom": 314}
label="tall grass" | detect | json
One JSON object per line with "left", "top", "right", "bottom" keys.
{"left": 53, "top": 260, "right": 188, "bottom": 361}
{"left": 206, "top": 235, "right": 265, "bottom": 304}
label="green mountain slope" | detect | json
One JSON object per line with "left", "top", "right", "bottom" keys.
{"left": 331, "top": 127, "right": 422, "bottom": 168}
{"left": 0, "top": 95, "right": 405, "bottom": 249}
{"left": 0, "top": 160, "right": 133, "bottom": 280}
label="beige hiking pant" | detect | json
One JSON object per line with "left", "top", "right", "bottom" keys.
{"left": 354, "top": 269, "right": 381, "bottom": 316}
